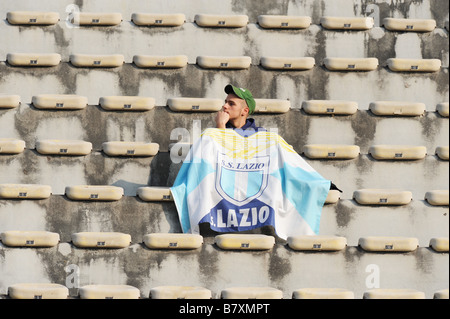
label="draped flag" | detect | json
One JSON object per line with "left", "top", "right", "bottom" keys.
{"left": 170, "top": 128, "right": 331, "bottom": 240}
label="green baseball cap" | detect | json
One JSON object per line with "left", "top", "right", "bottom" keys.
{"left": 224, "top": 84, "right": 256, "bottom": 115}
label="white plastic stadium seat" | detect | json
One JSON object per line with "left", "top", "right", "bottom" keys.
{"left": 133, "top": 55, "right": 188, "bottom": 68}
{"left": 71, "top": 12, "right": 122, "bottom": 26}
{"left": 429, "top": 238, "right": 449, "bottom": 252}
{"left": 194, "top": 14, "right": 248, "bottom": 27}
{"left": 302, "top": 144, "right": 360, "bottom": 159}
{"left": 99, "top": 96, "right": 155, "bottom": 111}
{"left": 302, "top": 100, "right": 358, "bottom": 115}
{"left": 79, "top": 285, "right": 140, "bottom": 299}
{"left": 436, "top": 102, "right": 449, "bottom": 117}
{"left": 150, "top": 286, "right": 211, "bottom": 299}
{"left": 221, "top": 287, "right": 282, "bottom": 299}
{"left": 369, "top": 101, "right": 425, "bottom": 116}
{"left": 369, "top": 145, "right": 427, "bottom": 160}
{"left": 102, "top": 141, "right": 159, "bottom": 156}
{"left": 0, "top": 95, "right": 20, "bottom": 109}
{"left": 1, "top": 231, "right": 60, "bottom": 247}
{"left": 71, "top": 232, "right": 131, "bottom": 248}
{"left": 320, "top": 16, "right": 374, "bottom": 30}
{"left": 8, "top": 283, "right": 68, "bottom": 299}
{"left": 35, "top": 139, "right": 92, "bottom": 155}
{"left": 143, "top": 233, "right": 203, "bottom": 249}
{"left": 358, "top": 236, "right": 419, "bottom": 252}
{"left": 293, "top": 288, "right": 354, "bottom": 299}
{"left": 353, "top": 189, "right": 412, "bottom": 205}
{"left": 260, "top": 57, "right": 315, "bottom": 70}
{"left": 363, "top": 289, "right": 425, "bottom": 299}
{"left": 7, "top": 11, "right": 60, "bottom": 25}
{"left": 325, "top": 190, "right": 341, "bottom": 204}
{"left": 435, "top": 146, "right": 449, "bottom": 160}
{"left": 131, "top": 13, "right": 185, "bottom": 26}
{"left": 254, "top": 99, "right": 291, "bottom": 113}
{"left": 65, "top": 185, "right": 124, "bottom": 201}
{"left": 434, "top": 289, "right": 449, "bottom": 299}
{"left": 32, "top": 94, "right": 87, "bottom": 110}
{"left": 7, "top": 53, "right": 61, "bottom": 67}
{"left": 425, "top": 190, "right": 449, "bottom": 206}
{"left": 324, "top": 57, "right": 378, "bottom": 71}
{"left": 257, "top": 15, "right": 311, "bottom": 29}
{"left": 137, "top": 186, "right": 173, "bottom": 201}
{"left": 196, "top": 56, "right": 251, "bottom": 69}
{"left": 0, "top": 184, "right": 51, "bottom": 199}
{"left": 387, "top": 58, "right": 441, "bottom": 72}
{"left": 167, "top": 97, "right": 222, "bottom": 112}
{"left": 383, "top": 18, "right": 436, "bottom": 32}
{"left": 70, "top": 54, "right": 124, "bottom": 67}
{"left": 0, "top": 138, "right": 25, "bottom": 154}
{"left": 214, "top": 234, "right": 275, "bottom": 250}
{"left": 287, "top": 235, "right": 347, "bottom": 251}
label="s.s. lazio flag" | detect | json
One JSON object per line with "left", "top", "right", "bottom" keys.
{"left": 170, "top": 128, "right": 331, "bottom": 240}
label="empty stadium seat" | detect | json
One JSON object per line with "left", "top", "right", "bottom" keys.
{"left": 435, "top": 146, "right": 449, "bottom": 160}
{"left": 131, "top": 13, "right": 185, "bottom": 26}
{"left": 260, "top": 57, "right": 315, "bottom": 70}
{"left": 292, "top": 288, "right": 354, "bottom": 299}
{"left": 150, "top": 286, "right": 211, "bottom": 299}
{"left": 167, "top": 97, "right": 222, "bottom": 112}
{"left": 254, "top": 99, "right": 291, "bottom": 113}
{"left": 320, "top": 17, "right": 374, "bottom": 30}
{"left": 325, "top": 190, "right": 341, "bottom": 204}
{"left": 363, "top": 289, "right": 425, "bottom": 299}
{"left": 433, "top": 289, "right": 449, "bottom": 299}
{"left": 143, "top": 233, "right": 203, "bottom": 249}
{"left": 436, "top": 102, "right": 449, "bottom": 117}
{"left": 194, "top": 14, "right": 248, "bottom": 28}
{"left": 387, "top": 58, "right": 441, "bottom": 72}
{"left": 369, "top": 101, "right": 426, "bottom": 116}
{"left": 0, "top": 94, "right": 20, "bottom": 108}
{"left": 369, "top": 145, "right": 427, "bottom": 160}
{"left": 99, "top": 96, "right": 155, "bottom": 111}
{"left": 287, "top": 235, "right": 347, "bottom": 251}
{"left": 429, "top": 238, "right": 449, "bottom": 252}
{"left": 221, "top": 287, "right": 282, "bottom": 299}
{"left": 32, "top": 94, "right": 87, "bottom": 110}
{"left": 301, "top": 100, "right": 358, "bottom": 115}
{"left": 358, "top": 236, "right": 419, "bottom": 252}
{"left": 257, "top": 15, "right": 311, "bottom": 29}
{"left": 70, "top": 54, "right": 124, "bottom": 67}
{"left": 8, "top": 283, "right": 68, "bottom": 299}
{"left": 0, "top": 184, "right": 51, "bottom": 199}
{"left": 353, "top": 189, "right": 412, "bottom": 205}
{"left": 71, "top": 12, "right": 122, "bottom": 26}
{"left": 1, "top": 230, "right": 59, "bottom": 247}
{"left": 137, "top": 186, "right": 173, "bottom": 201}
{"left": 302, "top": 144, "right": 360, "bottom": 159}
{"left": 6, "top": 53, "right": 61, "bottom": 67}
{"left": 71, "top": 232, "right": 131, "bottom": 248}
{"left": 133, "top": 55, "right": 188, "bottom": 68}
{"left": 65, "top": 185, "right": 124, "bottom": 201}
{"left": 35, "top": 139, "right": 92, "bottom": 156}
{"left": 323, "top": 57, "right": 378, "bottom": 71}
{"left": 102, "top": 141, "right": 159, "bottom": 156}
{"left": 214, "top": 234, "right": 275, "bottom": 250}
{"left": 196, "top": 56, "right": 252, "bottom": 69}
{"left": 383, "top": 18, "right": 436, "bottom": 32}
{"left": 425, "top": 190, "right": 449, "bottom": 206}
{"left": 79, "top": 285, "right": 140, "bottom": 299}
{"left": 7, "top": 11, "right": 60, "bottom": 25}
{"left": 0, "top": 138, "right": 25, "bottom": 154}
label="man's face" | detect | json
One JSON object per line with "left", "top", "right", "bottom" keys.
{"left": 223, "top": 93, "right": 249, "bottom": 120}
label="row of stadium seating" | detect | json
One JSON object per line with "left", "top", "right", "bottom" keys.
{"left": 4, "top": 282, "right": 449, "bottom": 299}
{"left": 5, "top": 11, "right": 448, "bottom": 31}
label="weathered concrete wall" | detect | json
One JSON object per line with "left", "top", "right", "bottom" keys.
{"left": 0, "top": 0, "right": 448, "bottom": 298}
